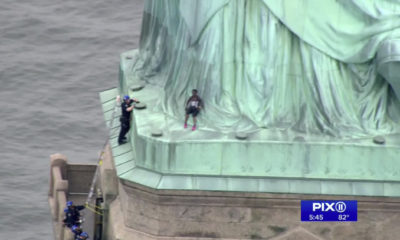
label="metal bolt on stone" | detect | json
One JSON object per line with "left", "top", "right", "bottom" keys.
{"left": 151, "top": 129, "right": 163, "bottom": 137}
{"left": 235, "top": 132, "right": 248, "bottom": 140}
{"left": 135, "top": 102, "right": 146, "bottom": 110}
{"left": 130, "top": 82, "right": 145, "bottom": 91}
{"left": 373, "top": 136, "right": 385, "bottom": 145}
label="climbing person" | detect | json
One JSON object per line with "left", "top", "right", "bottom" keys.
{"left": 118, "top": 95, "right": 139, "bottom": 145}
{"left": 62, "top": 201, "right": 85, "bottom": 228}
{"left": 184, "top": 89, "right": 203, "bottom": 131}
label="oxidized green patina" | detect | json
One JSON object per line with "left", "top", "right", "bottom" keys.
{"left": 127, "top": 0, "right": 400, "bottom": 137}
{"left": 104, "top": 0, "right": 400, "bottom": 196}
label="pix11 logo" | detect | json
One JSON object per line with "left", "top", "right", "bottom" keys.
{"left": 301, "top": 200, "right": 357, "bottom": 222}
{"left": 312, "top": 201, "right": 346, "bottom": 212}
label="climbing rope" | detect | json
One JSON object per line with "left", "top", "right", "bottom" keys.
{"left": 85, "top": 203, "right": 104, "bottom": 216}
{"left": 85, "top": 95, "right": 121, "bottom": 214}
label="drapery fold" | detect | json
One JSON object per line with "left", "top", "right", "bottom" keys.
{"left": 128, "top": 0, "right": 400, "bottom": 137}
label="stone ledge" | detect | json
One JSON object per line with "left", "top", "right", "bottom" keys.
{"left": 119, "top": 178, "right": 400, "bottom": 211}
{"left": 103, "top": 175, "right": 400, "bottom": 240}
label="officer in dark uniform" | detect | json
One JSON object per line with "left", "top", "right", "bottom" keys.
{"left": 71, "top": 225, "right": 83, "bottom": 239}
{"left": 76, "top": 232, "right": 89, "bottom": 240}
{"left": 118, "top": 95, "right": 139, "bottom": 145}
{"left": 63, "top": 201, "right": 85, "bottom": 228}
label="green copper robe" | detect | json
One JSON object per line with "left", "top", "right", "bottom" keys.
{"left": 130, "top": 0, "right": 400, "bottom": 137}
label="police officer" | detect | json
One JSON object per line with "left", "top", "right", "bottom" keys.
{"left": 76, "top": 232, "right": 89, "bottom": 240}
{"left": 118, "top": 95, "right": 139, "bottom": 145}
{"left": 71, "top": 225, "right": 83, "bottom": 239}
{"left": 63, "top": 201, "right": 85, "bottom": 228}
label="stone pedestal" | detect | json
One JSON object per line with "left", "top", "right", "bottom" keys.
{"left": 101, "top": 155, "right": 400, "bottom": 240}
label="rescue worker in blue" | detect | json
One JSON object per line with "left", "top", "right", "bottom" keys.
{"left": 118, "top": 95, "right": 139, "bottom": 145}
{"left": 63, "top": 201, "right": 85, "bottom": 228}
{"left": 76, "top": 232, "right": 89, "bottom": 240}
{"left": 71, "top": 225, "right": 83, "bottom": 239}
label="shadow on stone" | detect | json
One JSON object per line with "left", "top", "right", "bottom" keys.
{"left": 268, "top": 225, "right": 287, "bottom": 234}
{"left": 175, "top": 231, "right": 220, "bottom": 238}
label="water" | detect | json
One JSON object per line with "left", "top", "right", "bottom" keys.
{"left": 0, "top": 0, "right": 144, "bottom": 239}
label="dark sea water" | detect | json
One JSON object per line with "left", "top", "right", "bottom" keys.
{"left": 0, "top": 0, "right": 144, "bottom": 239}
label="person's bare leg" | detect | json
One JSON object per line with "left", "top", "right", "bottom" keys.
{"left": 192, "top": 116, "right": 197, "bottom": 130}
{"left": 184, "top": 114, "right": 189, "bottom": 128}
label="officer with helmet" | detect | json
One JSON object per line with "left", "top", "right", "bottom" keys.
{"left": 76, "top": 232, "right": 89, "bottom": 240}
{"left": 71, "top": 225, "right": 83, "bottom": 239}
{"left": 62, "top": 201, "right": 85, "bottom": 228}
{"left": 118, "top": 95, "right": 139, "bottom": 145}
